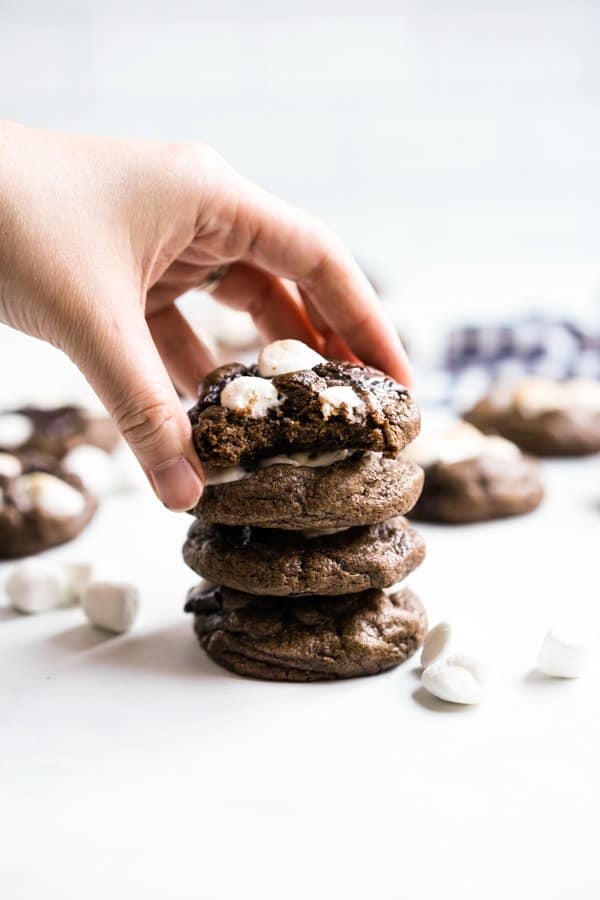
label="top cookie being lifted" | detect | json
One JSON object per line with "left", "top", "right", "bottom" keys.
{"left": 189, "top": 340, "right": 419, "bottom": 468}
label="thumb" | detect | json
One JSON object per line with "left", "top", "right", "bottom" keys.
{"left": 71, "top": 308, "right": 204, "bottom": 512}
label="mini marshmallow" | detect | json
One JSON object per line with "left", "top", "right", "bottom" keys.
{"left": 537, "top": 618, "right": 595, "bottom": 678}
{"left": 0, "top": 452, "right": 22, "bottom": 478}
{"left": 18, "top": 472, "right": 87, "bottom": 518}
{"left": 0, "top": 413, "right": 34, "bottom": 449}
{"left": 319, "top": 386, "right": 364, "bottom": 421}
{"left": 220, "top": 376, "right": 280, "bottom": 418}
{"left": 480, "top": 435, "right": 522, "bottom": 461}
{"left": 421, "top": 653, "right": 487, "bottom": 705}
{"left": 405, "top": 421, "right": 520, "bottom": 469}
{"left": 6, "top": 560, "right": 74, "bottom": 614}
{"left": 81, "top": 581, "right": 140, "bottom": 634}
{"left": 513, "top": 377, "right": 568, "bottom": 416}
{"left": 421, "top": 617, "right": 489, "bottom": 668}
{"left": 565, "top": 377, "right": 600, "bottom": 412}
{"left": 62, "top": 444, "right": 118, "bottom": 497}
{"left": 513, "top": 376, "right": 600, "bottom": 416}
{"left": 257, "top": 339, "right": 325, "bottom": 377}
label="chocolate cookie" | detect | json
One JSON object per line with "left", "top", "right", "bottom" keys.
{"left": 189, "top": 361, "right": 419, "bottom": 468}
{"left": 0, "top": 459, "right": 97, "bottom": 558}
{"left": 185, "top": 583, "right": 427, "bottom": 681}
{"left": 193, "top": 452, "right": 424, "bottom": 530}
{"left": 0, "top": 406, "right": 119, "bottom": 459}
{"left": 466, "top": 403, "right": 600, "bottom": 456}
{"left": 410, "top": 455, "right": 544, "bottom": 524}
{"left": 465, "top": 378, "right": 600, "bottom": 456}
{"left": 183, "top": 516, "right": 425, "bottom": 596}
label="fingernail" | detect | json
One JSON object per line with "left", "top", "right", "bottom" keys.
{"left": 150, "top": 456, "right": 203, "bottom": 512}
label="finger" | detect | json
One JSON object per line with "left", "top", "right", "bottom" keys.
{"left": 211, "top": 262, "right": 321, "bottom": 348}
{"left": 301, "top": 294, "right": 360, "bottom": 364}
{"left": 147, "top": 303, "right": 216, "bottom": 397}
{"left": 68, "top": 305, "right": 204, "bottom": 512}
{"left": 231, "top": 179, "right": 412, "bottom": 385}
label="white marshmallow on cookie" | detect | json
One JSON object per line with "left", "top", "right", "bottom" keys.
{"left": 0, "top": 453, "right": 23, "bottom": 478}
{"left": 257, "top": 339, "right": 325, "bottom": 377}
{"left": 513, "top": 376, "right": 600, "bottom": 417}
{"left": 404, "top": 420, "right": 520, "bottom": 468}
{"left": 319, "top": 386, "right": 364, "bottom": 421}
{"left": 0, "top": 413, "right": 34, "bottom": 450}
{"left": 62, "top": 444, "right": 118, "bottom": 497}
{"left": 220, "top": 376, "right": 280, "bottom": 418}
{"left": 17, "top": 472, "right": 87, "bottom": 518}
{"left": 565, "top": 377, "right": 600, "bottom": 410}
{"left": 513, "top": 377, "right": 569, "bottom": 417}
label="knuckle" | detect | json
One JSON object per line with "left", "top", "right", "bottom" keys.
{"left": 113, "top": 394, "right": 180, "bottom": 453}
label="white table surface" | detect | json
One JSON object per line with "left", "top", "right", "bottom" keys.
{"left": 1, "top": 448, "right": 599, "bottom": 899}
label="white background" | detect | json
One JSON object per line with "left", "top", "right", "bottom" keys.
{"left": 1, "top": 3, "right": 600, "bottom": 898}
{"left": 1, "top": 0, "right": 600, "bottom": 330}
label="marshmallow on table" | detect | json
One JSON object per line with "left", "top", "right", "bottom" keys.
{"left": 257, "top": 339, "right": 325, "bottom": 377}
{"left": 6, "top": 560, "right": 77, "bottom": 613}
{"left": 537, "top": 619, "right": 595, "bottom": 678}
{"left": 421, "top": 653, "right": 487, "bottom": 705}
{"left": 220, "top": 376, "right": 280, "bottom": 418}
{"left": 421, "top": 617, "right": 488, "bottom": 668}
{"left": 420, "top": 617, "right": 490, "bottom": 705}
{"left": 82, "top": 581, "right": 140, "bottom": 634}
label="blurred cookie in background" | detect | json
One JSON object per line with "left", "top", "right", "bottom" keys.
{"left": 465, "top": 377, "right": 600, "bottom": 456}
{"left": 0, "top": 454, "right": 97, "bottom": 558}
{"left": 0, "top": 405, "right": 119, "bottom": 459}
{"left": 405, "top": 420, "right": 544, "bottom": 524}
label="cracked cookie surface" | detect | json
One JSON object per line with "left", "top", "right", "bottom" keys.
{"left": 183, "top": 515, "right": 425, "bottom": 596}
{"left": 192, "top": 452, "right": 424, "bottom": 529}
{"left": 185, "top": 583, "right": 427, "bottom": 681}
{"left": 189, "top": 361, "right": 419, "bottom": 468}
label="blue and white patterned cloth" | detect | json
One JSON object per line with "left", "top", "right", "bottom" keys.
{"left": 418, "top": 316, "right": 600, "bottom": 411}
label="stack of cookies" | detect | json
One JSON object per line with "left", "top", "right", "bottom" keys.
{"left": 182, "top": 340, "right": 428, "bottom": 682}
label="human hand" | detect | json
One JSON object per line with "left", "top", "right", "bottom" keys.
{"left": 0, "top": 119, "right": 411, "bottom": 511}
